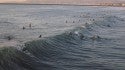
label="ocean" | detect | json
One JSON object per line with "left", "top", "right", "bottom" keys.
{"left": 0, "top": 5, "right": 125, "bottom": 70}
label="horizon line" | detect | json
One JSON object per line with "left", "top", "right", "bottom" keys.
{"left": 0, "top": 3, "right": 124, "bottom": 7}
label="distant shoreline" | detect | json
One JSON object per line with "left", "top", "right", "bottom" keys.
{"left": 0, "top": 3, "right": 100, "bottom": 6}
{"left": 0, "top": 3, "right": 124, "bottom": 7}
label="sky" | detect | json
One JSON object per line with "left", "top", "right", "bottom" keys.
{"left": 0, "top": 0, "right": 26, "bottom": 3}
{"left": 0, "top": 0, "right": 125, "bottom": 4}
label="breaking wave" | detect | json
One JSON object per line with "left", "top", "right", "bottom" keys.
{"left": 0, "top": 16, "right": 125, "bottom": 70}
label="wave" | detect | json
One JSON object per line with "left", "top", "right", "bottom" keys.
{"left": 0, "top": 16, "right": 125, "bottom": 70}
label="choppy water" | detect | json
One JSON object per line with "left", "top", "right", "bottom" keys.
{"left": 0, "top": 5, "right": 125, "bottom": 70}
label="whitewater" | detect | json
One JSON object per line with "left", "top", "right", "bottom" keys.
{"left": 0, "top": 5, "right": 125, "bottom": 70}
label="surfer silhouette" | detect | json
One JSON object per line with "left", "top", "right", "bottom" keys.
{"left": 107, "top": 24, "right": 111, "bottom": 27}
{"left": 79, "top": 33, "right": 84, "bottom": 40}
{"left": 39, "top": 35, "right": 42, "bottom": 38}
{"left": 91, "top": 35, "right": 101, "bottom": 41}
{"left": 29, "top": 23, "right": 31, "bottom": 29}
{"left": 23, "top": 26, "right": 25, "bottom": 30}
{"left": 79, "top": 19, "right": 80, "bottom": 22}
{"left": 66, "top": 20, "right": 68, "bottom": 23}
{"left": 7, "top": 36, "right": 12, "bottom": 40}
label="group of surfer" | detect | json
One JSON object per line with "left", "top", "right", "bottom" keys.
{"left": 22, "top": 23, "right": 42, "bottom": 38}
{"left": 65, "top": 20, "right": 75, "bottom": 23}
{"left": 22, "top": 23, "right": 31, "bottom": 30}
{"left": 69, "top": 31, "right": 101, "bottom": 41}
{"left": 21, "top": 17, "right": 100, "bottom": 41}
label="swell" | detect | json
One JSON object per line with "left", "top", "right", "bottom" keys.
{"left": 0, "top": 16, "right": 124, "bottom": 70}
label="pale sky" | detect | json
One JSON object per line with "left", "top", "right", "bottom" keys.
{"left": 0, "top": 0, "right": 125, "bottom": 4}
{"left": 0, "top": 0, "right": 26, "bottom": 3}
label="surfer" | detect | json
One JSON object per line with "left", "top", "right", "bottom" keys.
{"left": 39, "top": 35, "right": 42, "bottom": 38}
{"left": 69, "top": 32, "right": 72, "bottom": 36}
{"left": 91, "top": 35, "right": 101, "bottom": 41}
{"left": 107, "top": 24, "right": 111, "bottom": 27}
{"left": 7, "top": 36, "right": 12, "bottom": 40}
{"left": 91, "top": 35, "right": 96, "bottom": 41}
{"left": 85, "top": 22, "right": 88, "bottom": 26}
{"left": 79, "top": 33, "right": 85, "bottom": 40}
{"left": 79, "top": 19, "right": 80, "bottom": 22}
{"left": 23, "top": 26, "right": 25, "bottom": 30}
{"left": 66, "top": 20, "right": 68, "bottom": 23}
{"left": 29, "top": 23, "right": 31, "bottom": 29}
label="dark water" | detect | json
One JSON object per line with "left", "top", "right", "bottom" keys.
{"left": 0, "top": 16, "right": 125, "bottom": 70}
